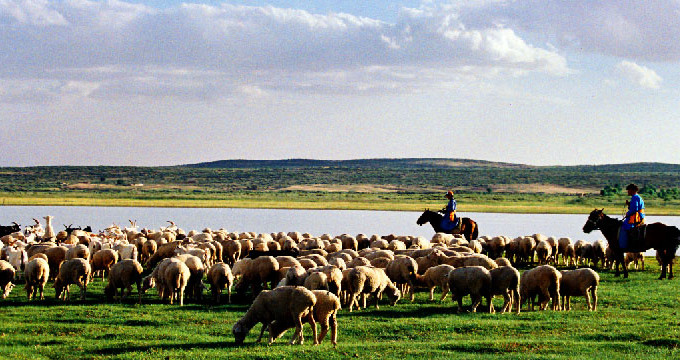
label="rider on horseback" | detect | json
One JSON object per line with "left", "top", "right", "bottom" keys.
{"left": 620, "top": 183, "right": 645, "bottom": 250}
{"left": 439, "top": 190, "right": 460, "bottom": 233}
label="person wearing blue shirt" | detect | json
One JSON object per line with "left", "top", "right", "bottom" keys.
{"left": 440, "top": 190, "right": 459, "bottom": 232}
{"left": 619, "top": 183, "right": 645, "bottom": 249}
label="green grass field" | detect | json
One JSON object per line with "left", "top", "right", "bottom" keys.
{"left": 0, "top": 260, "right": 678, "bottom": 359}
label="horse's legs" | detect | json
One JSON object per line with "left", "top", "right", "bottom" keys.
{"left": 669, "top": 259, "right": 674, "bottom": 280}
{"left": 659, "top": 250, "right": 668, "bottom": 280}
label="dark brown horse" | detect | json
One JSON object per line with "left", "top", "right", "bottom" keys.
{"left": 583, "top": 209, "right": 680, "bottom": 279}
{"left": 416, "top": 210, "right": 479, "bottom": 241}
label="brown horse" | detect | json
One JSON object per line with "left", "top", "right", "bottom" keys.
{"left": 583, "top": 209, "right": 680, "bottom": 279}
{"left": 416, "top": 210, "right": 479, "bottom": 241}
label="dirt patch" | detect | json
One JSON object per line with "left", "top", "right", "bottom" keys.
{"left": 488, "top": 184, "right": 599, "bottom": 194}
{"left": 66, "top": 183, "right": 122, "bottom": 190}
{"left": 279, "top": 184, "right": 406, "bottom": 193}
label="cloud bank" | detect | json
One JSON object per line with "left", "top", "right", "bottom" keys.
{"left": 616, "top": 61, "right": 662, "bottom": 89}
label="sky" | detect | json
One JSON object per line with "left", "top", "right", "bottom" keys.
{"left": 1, "top": 0, "right": 679, "bottom": 166}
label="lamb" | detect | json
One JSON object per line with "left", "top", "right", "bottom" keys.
{"left": 5, "top": 246, "right": 27, "bottom": 275}
{"left": 447, "top": 266, "right": 492, "bottom": 313}
{"left": 347, "top": 266, "right": 401, "bottom": 311}
{"left": 24, "top": 257, "right": 49, "bottom": 300}
{"left": 559, "top": 268, "right": 599, "bottom": 311}
{"left": 232, "top": 286, "right": 317, "bottom": 345}
{"left": 54, "top": 258, "right": 91, "bottom": 301}
{"left": 163, "top": 259, "right": 191, "bottom": 306}
{"left": 0, "top": 260, "right": 15, "bottom": 299}
{"left": 520, "top": 265, "right": 561, "bottom": 311}
{"left": 557, "top": 237, "right": 572, "bottom": 265}
{"left": 104, "top": 259, "right": 144, "bottom": 304}
{"left": 385, "top": 255, "right": 418, "bottom": 302}
{"left": 268, "top": 290, "right": 341, "bottom": 346}
{"left": 416, "top": 264, "right": 455, "bottom": 301}
{"left": 207, "top": 262, "right": 234, "bottom": 304}
{"left": 90, "top": 249, "right": 119, "bottom": 281}
{"left": 307, "top": 266, "right": 343, "bottom": 296}
{"left": 277, "top": 265, "right": 308, "bottom": 287}
{"left": 489, "top": 266, "right": 521, "bottom": 314}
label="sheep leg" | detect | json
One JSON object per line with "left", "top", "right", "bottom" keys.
{"left": 317, "top": 318, "right": 329, "bottom": 345}
{"left": 349, "top": 293, "right": 357, "bottom": 312}
{"left": 456, "top": 297, "right": 464, "bottom": 313}
{"left": 470, "top": 294, "right": 481, "bottom": 313}
{"left": 440, "top": 283, "right": 449, "bottom": 302}
{"left": 591, "top": 287, "right": 598, "bottom": 311}
{"left": 257, "top": 321, "right": 269, "bottom": 343}
{"left": 289, "top": 316, "right": 304, "bottom": 345}
{"left": 501, "top": 292, "right": 511, "bottom": 313}
{"left": 330, "top": 313, "right": 338, "bottom": 346}
{"left": 513, "top": 289, "right": 521, "bottom": 314}
{"left": 308, "top": 312, "right": 317, "bottom": 345}
{"left": 429, "top": 287, "right": 435, "bottom": 301}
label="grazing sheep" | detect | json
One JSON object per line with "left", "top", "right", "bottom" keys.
{"left": 232, "top": 286, "right": 317, "bottom": 345}
{"left": 447, "top": 266, "right": 493, "bottom": 313}
{"left": 141, "top": 240, "right": 158, "bottom": 264}
{"left": 592, "top": 240, "right": 606, "bottom": 269}
{"left": 385, "top": 255, "right": 418, "bottom": 302}
{"left": 369, "top": 257, "right": 391, "bottom": 269}
{"left": 304, "top": 271, "right": 328, "bottom": 291}
{"left": 275, "top": 256, "right": 301, "bottom": 269}
{"left": 268, "top": 290, "right": 341, "bottom": 346}
{"left": 43, "top": 246, "right": 68, "bottom": 280}
{"left": 207, "top": 262, "right": 234, "bottom": 304}
{"left": 220, "top": 240, "right": 242, "bottom": 266}
{"left": 0, "top": 260, "right": 15, "bottom": 299}
{"left": 90, "top": 249, "right": 119, "bottom": 281}
{"left": 54, "top": 258, "right": 91, "bottom": 301}
{"left": 141, "top": 257, "right": 175, "bottom": 299}
{"left": 505, "top": 237, "right": 521, "bottom": 265}
{"left": 307, "top": 266, "right": 343, "bottom": 296}
{"left": 104, "top": 259, "right": 144, "bottom": 304}
{"left": 347, "top": 257, "right": 371, "bottom": 268}
{"left": 557, "top": 237, "right": 572, "bottom": 265}
{"left": 328, "top": 257, "right": 347, "bottom": 270}
{"left": 495, "top": 257, "right": 512, "bottom": 267}
{"left": 163, "top": 259, "right": 191, "bottom": 306}
{"left": 489, "top": 266, "right": 521, "bottom": 314}
{"left": 174, "top": 254, "right": 205, "bottom": 301}
{"left": 574, "top": 240, "right": 586, "bottom": 264}
{"left": 564, "top": 244, "right": 576, "bottom": 267}
{"left": 347, "top": 266, "right": 401, "bottom": 311}
{"left": 519, "top": 236, "right": 536, "bottom": 264}
{"left": 535, "top": 240, "right": 552, "bottom": 265}
{"left": 520, "top": 265, "right": 561, "bottom": 311}
{"left": 579, "top": 243, "right": 594, "bottom": 267}
{"left": 24, "top": 258, "right": 49, "bottom": 300}
{"left": 440, "top": 254, "right": 498, "bottom": 270}
{"left": 487, "top": 236, "right": 506, "bottom": 259}
{"left": 145, "top": 241, "right": 183, "bottom": 269}
{"left": 624, "top": 252, "right": 645, "bottom": 270}
{"left": 559, "top": 268, "right": 599, "bottom": 311}
{"left": 416, "top": 264, "right": 455, "bottom": 301}
{"left": 234, "top": 256, "right": 280, "bottom": 296}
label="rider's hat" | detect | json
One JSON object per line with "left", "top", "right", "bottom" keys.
{"left": 445, "top": 190, "right": 454, "bottom": 198}
{"left": 626, "top": 183, "right": 639, "bottom": 192}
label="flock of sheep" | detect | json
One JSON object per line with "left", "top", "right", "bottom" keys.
{"left": 0, "top": 215, "right": 646, "bottom": 346}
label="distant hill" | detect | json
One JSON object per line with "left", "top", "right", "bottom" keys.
{"left": 183, "top": 158, "right": 680, "bottom": 172}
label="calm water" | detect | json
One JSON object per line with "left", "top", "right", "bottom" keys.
{"left": 2, "top": 206, "right": 679, "bottom": 250}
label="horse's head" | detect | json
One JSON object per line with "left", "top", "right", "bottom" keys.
{"left": 416, "top": 209, "right": 433, "bottom": 226}
{"left": 583, "top": 208, "right": 605, "bottom": 233}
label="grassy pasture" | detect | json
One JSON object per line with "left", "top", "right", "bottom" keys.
{"left": 0, "top": 260, "right": 679, "bottom": 359}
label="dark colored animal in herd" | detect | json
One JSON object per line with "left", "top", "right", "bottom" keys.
{"left": 247, "top": 249, "right": 300, "bottom": 259}
{"left": 0, "top": 222, "right": 21, "bottom": 238}
{"left": 63, "top": 225, "right": 93, "bottom": 235}
{"left": 583, "top": 209, "right": 680, "bottom": 279}
{"left": 416, "top": 210, "right": 479, "bottom": 241}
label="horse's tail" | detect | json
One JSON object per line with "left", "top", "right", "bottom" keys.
{"left": 469, "top": 219, "right": 479, "bottom": 240}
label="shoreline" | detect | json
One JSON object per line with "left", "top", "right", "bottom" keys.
{"left": 3, "top": 196, "right": 680, "bottom": 215}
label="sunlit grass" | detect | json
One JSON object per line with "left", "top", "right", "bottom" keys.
{"left": 0, "top": 259, "right": 678, "bottom": 359}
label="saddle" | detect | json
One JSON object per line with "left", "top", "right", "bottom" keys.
{"left": 625, "top": 225, "right": 647, "bottom": 252}
{"left": 451, "top": 218, "right": 464, "bottom": 235}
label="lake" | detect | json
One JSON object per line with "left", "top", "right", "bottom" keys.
{"left": 2, "top": 206, "right": 679, "bottom": 251}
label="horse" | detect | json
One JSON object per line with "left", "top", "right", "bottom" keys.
{"left": 416, "top": 209, "right": 479, "bottom": 241}
{"left": 583, "top": 208, "right": 680, "bottom": 279}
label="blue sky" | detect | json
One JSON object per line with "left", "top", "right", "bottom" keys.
{"left": 1, "top": 0, "right": 679, "bottom": 166}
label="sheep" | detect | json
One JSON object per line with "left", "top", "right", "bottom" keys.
{"left": 624, "top": 252, "right": 645, "bottom": 270}
{"left": 489, "top": 266, "right": 521, "bottom": 314}
{"left": 564, "top": 244, "right": 576, "bottom": 267}
{"left": 487, "top": 236, "right": 506, "bottom": 259}
{"left": 24, "top": 258, "right": 49, "bottom": 300}
{"left": 145, "top": 241, "right": 183, "bottom": 269}
{"left": 431, "top": 233, "right": 454, "bottom": 246}
{"left": 440, "top": 254, "right": 498, "bottom": 270}
{"left": 207, "top": 262, "right": 234, "bottom": 304}
{"left": 234, "top": 256, "right": 279, "bottom": 296}
{"left": 341, "top": 236, "right": 358, "bottom": 251}
{"left": 163, "top": 259, "right": 191, "bottom": 306}
{"left": 141, "top": 239, "right": 158, "bottom": 264}
{"left": 28, "top": 253, "right": 48, "bottom": 262}
{"left": 519, "top": 236, "right": 536, "bottom": 264}
{"left": 520, "top": 265, "right": 561, "bottom": 311}
{"left": 54, "top": 258, "right": 91, "bottom": 301}
{"left": 300, "top": 254, "right": 328, "bottom": 267}
{"left": 90, "top": 249, "right": 119, "bottom": 281}
{"left": 268, "top": 290, "right": 341, "bottom": 346}
{"left": 174, "top": 254, "right": 205, "bottom": 301}
{"left": 43, "top": 246, "right": 68, "bottom": 280}
{"left": 416, "top": 264, "right": 455, "bottom": 301}
{"left": 232, "top": 286, "right": 317, "bottom": 345}
{"left": 505, "top": 237, "right": 521, "bottom": 265}
{"left": 557, "top": 237, "right": 572, "bottom": 265}
{"left": 369, "top": 257, "right": 391, "bottom": 269}
{"left": 592, "top": 240, "right": 606, "bottom": 269}
{"left": 0, "top": 260, "right": 15, "bottom": 299}
{"left": 141, "top": 257, "right": 175, "bottom": 299}
{"left": 347, "top": 257, "right": 371, "bottom": 268}
{"left": 304, "top": 271, "right": 328, "bottom": 291}
{"left": 104, "top": 259, "right": 144, "bottom": 304}
{"left": 275, "top": 256, "right": 301, "bottom": 269}
{"left": 5, "top": 246, "right": 27, "bottom": 275}
{"left": 65, "top": 244, "right": 90, "bottom": 261}
{"left": 535, "top": 240, "right": 552, "bottom": 265}
{"left": 328, "top": 257, "right": 347, "bottom": 270}
{"left": 347, "top": 266, "right": 401, "bottom": 311}
{"left": 579, "top": 243, "right": 594, "bottom": 266}
{"left": 385, "top": 255, "right": 418, "bottom": 302}
{"left": 468, "top": 239, "right": 483, "bottom": 254}
{"left": 495, "top": 257, "right": 512, "bottom": 267}
{"left": 447, "top": 266, "right": 492, "bottom": 313}
{"left": 388, "top": 240, "right": 406, "bottom": 251}
{"left": 559, "top": 268, "right": 599, "bottom": 311}
{"left": 219, "top": 240, "right": 242, "bottom": 266}
{"left": 574, "top": 240, "right": 586, "bottom": 264}
{"left": 307, "top": 266, "right": 343, "bottom": 296}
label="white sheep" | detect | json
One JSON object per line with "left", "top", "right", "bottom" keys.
{"left": 559, "top": 268, "right": 599, "bottom": 311}
{"left": 54, "top": 258, "right": 91, "bottom": 301}
{"left": 207, "top": 262, "right": 234, "bottom": 304}
{"left": 385, "top": 255, "right": 418, "bottom": 302}
{"left": 163, "top": 258, "right": 191, "bottom": 306}
{"left": 347, "top": 266, "right": 401, "bottom": 311}
{"left": 489, "top": 266, "right": 521, "bottom": 314}
{"left": 104, "top": 259, "right": 144, "bottom": 303}
{"left": 0, "top": 260, "right": 15, "bottom": 299}
{"left": 416, "top": 264, "right": 455, "bottom": 301}
{"left": 268, "top": 290, "right": 341, "bottom": 346}
{"left": 520, "top": 265, "right": 561, "bottom": 311}
{"left": 24, "top": 258, "right": 49, "bottom": 300}
{"left": 447, "top": 266, "right": 492, "bottom": 313}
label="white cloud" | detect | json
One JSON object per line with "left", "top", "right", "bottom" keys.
{"left": 0, "top": 0, "right": 569, "bottom": 103}
{"left": 616, "top": 61, "right": 662, "bottom": 89}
